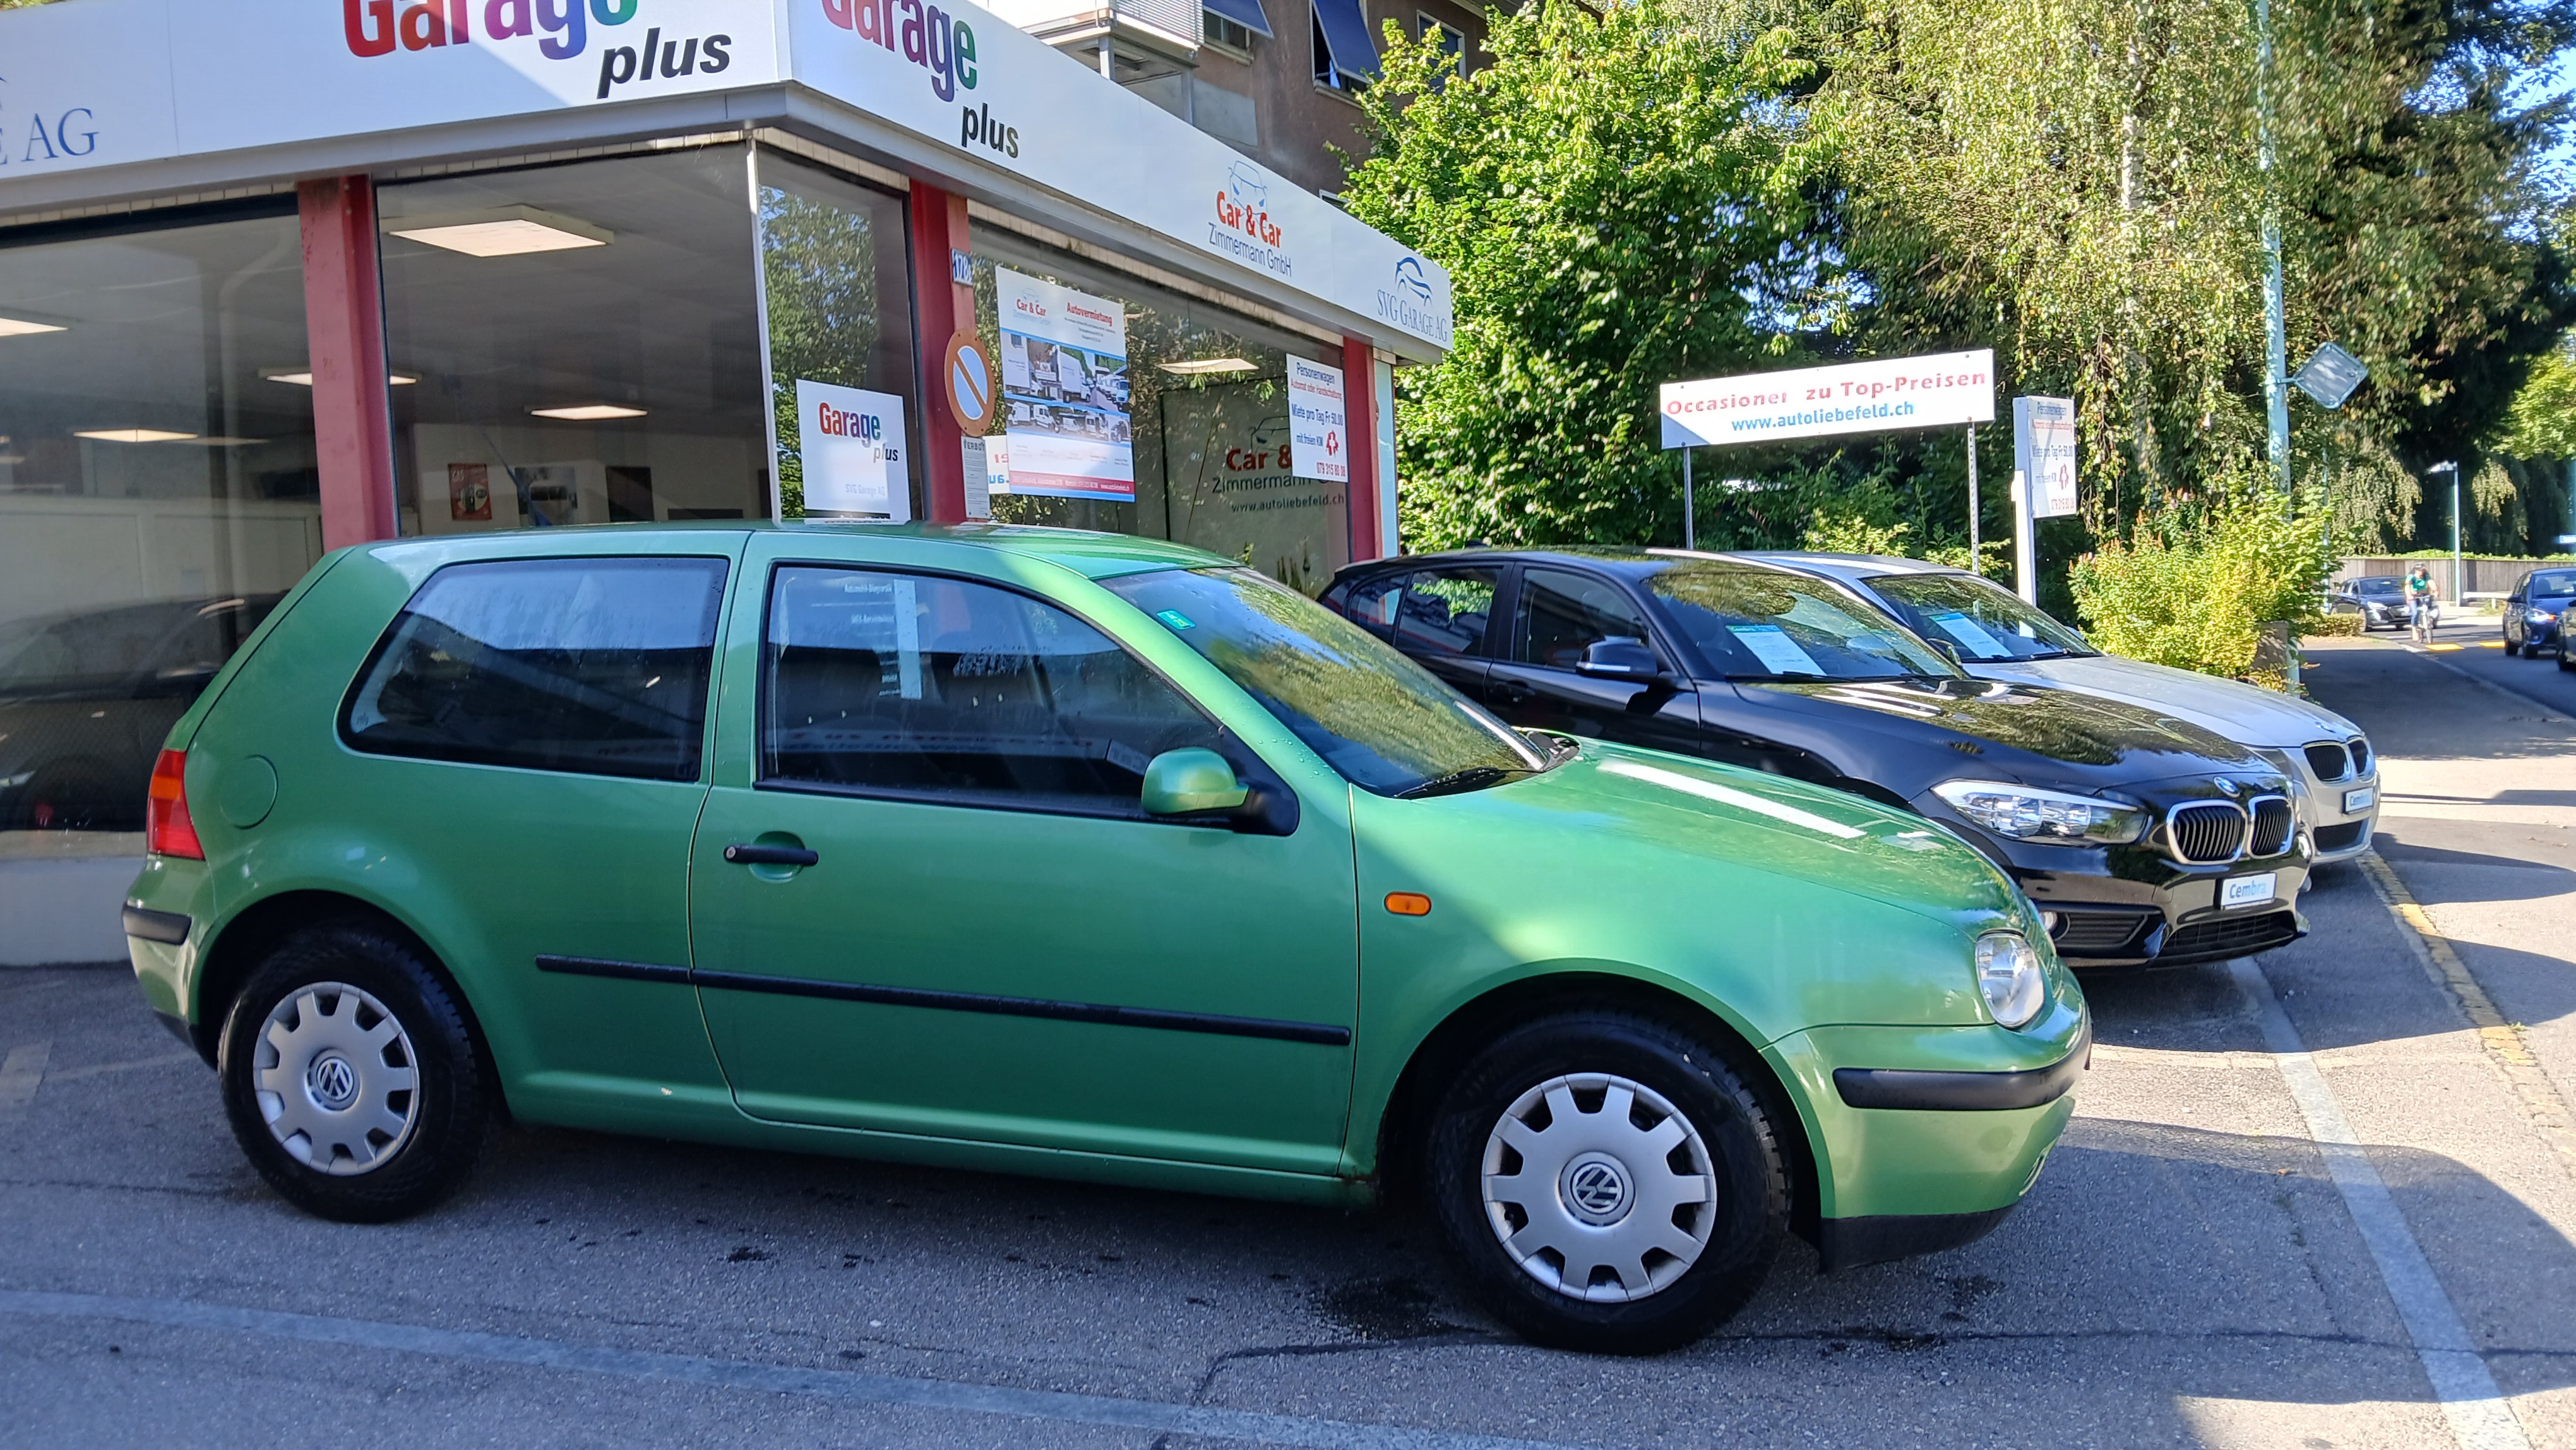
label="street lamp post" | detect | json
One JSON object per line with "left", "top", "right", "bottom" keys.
{"left": 2258, "top": 0, "right": 2289, "bottom": 492}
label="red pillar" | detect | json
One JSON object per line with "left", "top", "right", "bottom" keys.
{"left": 299, "top": 176, "right": 398, "bottom": 548}
{"left": 909, "top": 183, "right": 975, "bottom": 525}
{"left": 1342, "top": 337, "right": 1383, "bottom": 561}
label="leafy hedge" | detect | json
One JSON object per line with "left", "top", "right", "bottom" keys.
{"left": 2069, "top": 481, "right": 2346, "bottom": 681}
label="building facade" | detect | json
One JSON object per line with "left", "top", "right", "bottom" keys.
{"left": 0, "top": 0, "right": 1453, "bottom": 961}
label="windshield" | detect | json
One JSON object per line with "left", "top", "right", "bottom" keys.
{"left": 1105, "top": 566, "right": 1549, "bottom": 797}
{"left": 2527, "top": 570, "right": 2575, "bottom": 597}
{"left": 2353, "top": 577, "right": 2404, "bottom": 597}
{"left": 1643, "top": 563, "right": 1960, "bottom": 680}
{"left": 1867, "top": 572, "right": 2095, "bottom": 662}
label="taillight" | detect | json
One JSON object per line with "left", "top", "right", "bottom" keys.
{"left": 146, "top": 748, "right": 203, "bottom": 860}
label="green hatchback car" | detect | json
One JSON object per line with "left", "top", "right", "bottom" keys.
{"left": 122, "top": 524, "right": 2087, "bottom": 1353}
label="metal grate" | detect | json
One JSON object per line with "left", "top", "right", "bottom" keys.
{"left": 2347, "top": 736, "right": 2372, "bottom": 776}
{"left": 2249, "top": 796, "right": 2296, "bottom": 857}
{"left": 2301, "top": 741, "right": 2350, "bottom": 781}
{"left": 2168, "top": 801, "right": 2249, "bottom": 864}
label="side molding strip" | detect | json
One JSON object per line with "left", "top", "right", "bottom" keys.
{"left": 532, "top": 956, "right": 1352, "bottom": 1048}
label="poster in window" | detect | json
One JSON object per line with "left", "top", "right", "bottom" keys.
{"left": 1286, "top": 356, "right": 1349, "bottom": 484}
{"left": 448, "top": 463, "right": 493, "bottom": 522}
{"left": 796, "top": 378, "right": 911, "bottom": 520}
{"left": 1160, "top": 377, "right": 1349, "bottom": 593}
{"left": 991, "top": 268, "right": 1134, "bottom": 501}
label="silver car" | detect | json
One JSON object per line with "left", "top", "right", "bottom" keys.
{"left": 1743, "top": 553, "right": 2380, "bottom": 865}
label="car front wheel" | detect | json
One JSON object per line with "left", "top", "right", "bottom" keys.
{"left": 1422, "top": 1012, "right": 1788, "bottom": 1354}
{"left": 218, "top": 922, "right": 489, "bottom": 1223}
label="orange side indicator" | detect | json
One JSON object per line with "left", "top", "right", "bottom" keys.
{"left": 1385, "top": 892, "right": 1433, "bottom": 917}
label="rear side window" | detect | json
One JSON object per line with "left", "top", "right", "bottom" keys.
{"left": 342, "top": 557, "right": 727, "bottom": 782}
{"left": 761, "top": 565, "right": 1222, "bottom": 814}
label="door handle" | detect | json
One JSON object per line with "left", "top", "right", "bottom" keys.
{"left": 1493, "top": 680, "right": 1536, "bottom": 704}
{"left": 723, "top": 842, "right": 819, "bottom": 866}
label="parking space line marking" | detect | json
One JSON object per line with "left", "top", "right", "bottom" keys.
{"left": 2358, "top": 853, "right": 2576, "bottom": 1182}
{"left": 0, "top": 1288, "right": 1606, "bottom": 1450}
{"left": 2227, "top": 956, "right": 2534, "bottom": 1450}
{"left": 45, "top": 1051, "right": 201, "bottom": 1083}
{"left": 0, "top": 1042, "right": 49, "bottom": 1122}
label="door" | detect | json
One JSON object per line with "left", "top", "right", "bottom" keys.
{"left": 688, "top": 556, "right": 1357, "bottom": 1175}
{"left": 1338, "top": 566, "right": 1500, "bottom": 701}
{"left": 1484, "top": 566, "right": 1703, "bottom": 754}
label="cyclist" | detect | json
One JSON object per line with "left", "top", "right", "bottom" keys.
{"left": 2406, "top": 565, "right": 2440, "bottom": 644}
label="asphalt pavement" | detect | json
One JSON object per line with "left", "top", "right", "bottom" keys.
{"left": 5, "top": 630, "right": 2575, "bottom": 1449}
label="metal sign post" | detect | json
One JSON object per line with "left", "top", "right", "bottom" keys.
{"left": 1965, "top": 425, "right": 1979, "bottom": 575}
{"left": 1682, "top": 447, "right": 1695, "bottom": 550}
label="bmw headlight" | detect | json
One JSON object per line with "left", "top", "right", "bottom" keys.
{"left": 1976, "top": 931, "right": 2048, "bottom": 1029}
{"left": 1933, "top": 779, "right": 2147, "bottom": 844}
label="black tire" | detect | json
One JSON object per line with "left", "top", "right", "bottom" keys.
{"left": 1421, "top": 1012, "right": 1787, "bottom": 1354}
{"left": 2505, "top": 638, "right": 2520, "bottom": 656}
{"left": 218, "top": 922, "right": 489, "bottom": 1223}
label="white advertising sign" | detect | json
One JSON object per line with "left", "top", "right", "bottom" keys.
{"left": 1660, "top": 351, "right": 1996, "bottom": 449}
{"left": 0, "top": 0, "right": 1454, "bottom": 355}
{"left": 992, "top": 267, "right": 1133, "bottom": 501}
{"left": 2013, "top": 395, "right": 2079, "bottom": 519}
{"left": 795, "top": 378, "right": 910, "bottom": 519}
{"left": 1285, "top": 356, "right": 1348, "bottom": 484}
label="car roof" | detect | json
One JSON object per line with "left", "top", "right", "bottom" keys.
{"left": 1731, "top": 551, "right": 1967, "bottom": 584}
{"left": 355, "top": 522, "right": 1235, "bottom": 581}
{"left": 1337, "top": 545, "right": 1844, "bottom": 582}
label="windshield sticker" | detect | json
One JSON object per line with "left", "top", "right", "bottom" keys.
{"left": 1726, "top": 624, "right": 1823, "bottom": 675}
{"left": 1927, "top": 610, "right": 2013, "bottom": 658}
{"left": 1600, "top": 758, "right": 1863, "bottom": 840}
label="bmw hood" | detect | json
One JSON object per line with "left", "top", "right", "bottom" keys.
{"left": 1964, "top": 655, "right": 2358, "bottom": 750}
{"left": 1736, "top": 675, "right": 2266, "bottom": 776}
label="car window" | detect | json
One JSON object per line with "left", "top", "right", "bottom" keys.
{"left": 761, "top": 565, "right": 1223, "bottom": 815}
{"left": 342, "top": 557, "right": 726, "bottom": 782}
{"left": 1643, "top": 561, "right": 1959, "bottom": 680}
{"left": 1104, "top": 566, "right": 1547, "bottom": 798}
{"left": 1864, "top": 572, "right": 2093, "bottom": 661}
{"left": 1395, "top": 569, "right": 1500, "bottom": 658}
{"left": 2527, "top": 570, "right": 2575, "bottom": 596}
{"left": 2353, "top": 578, "right": 2404, "bottom": 597}
{"left": 1513, "top": 569, "right": 1651, "bottom": 670}
{"left": 1334, "top": 573, "right": 1405, "bottom": 640}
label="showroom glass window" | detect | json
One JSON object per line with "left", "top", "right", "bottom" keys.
{"left": 755, "top": 152, "right": 921, "bottom": 522}
{"left": 0, "top": 204, "right": 318, "bottom": 847}
{"left": 379, "top": 147, "right": 772, "bottom": 536}
{"left": 967, "top": 220, "right": 1352, "bottom": 594}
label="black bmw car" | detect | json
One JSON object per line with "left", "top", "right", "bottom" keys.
{"left": 2503, "top": 566, "right": 2573, "bottom": 662}
{"left": 1323, "top": 548, "right": 2310, "bottom": 969}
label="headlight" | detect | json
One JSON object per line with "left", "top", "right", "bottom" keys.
{"left": 1976, "top": 931, "right": 2048, "bottom": 1029}
{"left": 2527, "top": 609, "right": 2559, "bottom": 625}
{"left": 1933, "top": 779, "right": 2147, "bottom": 844}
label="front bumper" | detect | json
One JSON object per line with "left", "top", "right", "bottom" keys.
{"left": 1942, "top": 825, "right": 2311, "bottom": 969}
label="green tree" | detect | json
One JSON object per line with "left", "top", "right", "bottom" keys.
{"left": 1340, "top": 0, "right": 1830, "bottom": 549}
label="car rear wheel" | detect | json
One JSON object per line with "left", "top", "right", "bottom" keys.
{"left": 1422, "top": 1013, "right": 1787, "bottom": 1354}
{"left": 218, "top": 923, "right": 489, "bottom": 1223}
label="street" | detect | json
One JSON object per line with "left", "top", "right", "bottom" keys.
{"left": 3, "top": 630, "right": 2573, "bottom": 1449}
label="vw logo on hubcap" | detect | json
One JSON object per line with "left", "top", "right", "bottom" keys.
{"left": 305, "top": 1052, "right": 359, "bottom": 1111}
{"left": 1560, "top": 1153, "right": 1633, "bottom": 1226}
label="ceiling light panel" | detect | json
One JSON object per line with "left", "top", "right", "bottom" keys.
{"left": 262, "top": 368, "right": 418, "bottom": 385}
{"left": 529, "top": 404, "right": 647, "bottom": 421}
{"left": 1158, "top": 358, "right": 1258, "bottom": 376}
{"left": 0, "top": 315, "right": 69, "bottom": 337}
{"left": 386, "top": 206, "right": 614, "bottom": 258}
{"left": 75, "top": 428, "right": 198, "bottom": 443}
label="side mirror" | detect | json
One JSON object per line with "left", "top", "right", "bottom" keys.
{"left": 1141, "top": 748, "right": 1250, "bottom": 817}
{"left": 1575, "top": 636, "right": 1664, "bottom": 681}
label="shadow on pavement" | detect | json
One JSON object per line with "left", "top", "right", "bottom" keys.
{"left": 2370, "top": 830, "right": 2576, "bottom": 901}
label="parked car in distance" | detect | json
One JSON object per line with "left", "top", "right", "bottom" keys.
{"left": 1323, "top": 548, "right": 2311, "bottom": 971}
{"left": 125, "top": 524, "right": 2087, "bottom": 1354}
{"left": 0, "top": 594, "right": 281, "bottom": 833}
{"left": 2503, "top": 567, "right": 2573, "bottom": 662}
{"left": 1743, "top": 553, "right": 2380, "bottom": 865}
{"left": 2329, "top": 575, "right": 2409, "bottom": 630}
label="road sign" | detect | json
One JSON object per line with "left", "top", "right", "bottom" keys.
{"left": 943, "top": 332, "right": 998, "bottom": 438}
{"left": 2013, "top": 397, "right": 2078, "bottom": 519}
{"left": 1660, "top": 351, "right": 1995, "bottom": 448}
{"left": 2292, "top": 342, "right": 2368, "bottom": 410}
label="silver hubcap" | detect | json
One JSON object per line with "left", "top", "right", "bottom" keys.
{"left": 1481, "top": 1072, "right": 1717, "bottom": 1302}
{"left": 253, "top": 982, "right": 419, "bottom": 1176}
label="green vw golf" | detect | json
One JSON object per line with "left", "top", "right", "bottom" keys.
{"left": 122, "top": 524, "right": 2085, "bottom": 1353}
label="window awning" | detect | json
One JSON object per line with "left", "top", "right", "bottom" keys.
{"left": 1203, "top": 0, "right": 1275, "bottom": 39}
{"left": 1310, "top": 0, "right": 1380, "bottom": 82}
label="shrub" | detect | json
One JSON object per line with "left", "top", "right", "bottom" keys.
{"left": 2306, "top": 613, "right": 2366, "bottom": 637}
{"left": 2068, "top": 479, "right": 2347, "bottom": 680}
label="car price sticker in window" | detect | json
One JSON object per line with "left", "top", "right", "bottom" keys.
{"left": 1926, "top": 609, "right": 2012, "bottom": 659}
{"left": 2221, "top": 872, "right": 2276, "bottom": 910}
{"left": 1726, "top": 624, "right": 1822, "bottom": 675}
